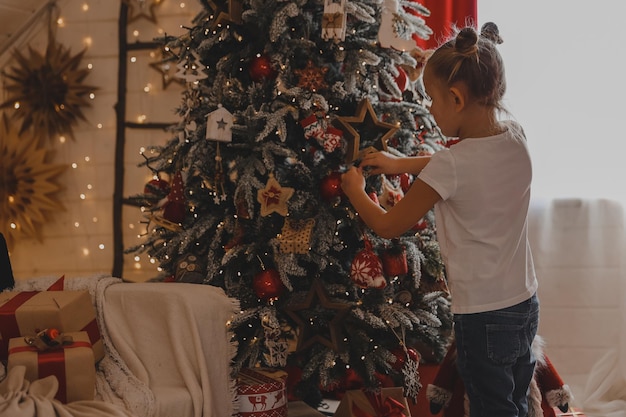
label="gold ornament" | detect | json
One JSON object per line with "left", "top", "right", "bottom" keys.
{"left": 294, "top": 61, "right": 328, "bottom": 92}
{"left": 333, "top": 98, "right": 398, "bottom": 164}
{"left": 0, "top": 37, "right": 97, "bottom": 144}
{"left": 278, "top": 218, "right": 315, "bottom": 254}
{"left": 257, "top": 173, "right": 294, "bottom": 217}
{"left": 0, "top": 114, "right": 67, "bottom": 249}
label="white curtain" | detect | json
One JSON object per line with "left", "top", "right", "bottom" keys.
{"left": 527, "top": 198, "right": 626, "bottom": 416}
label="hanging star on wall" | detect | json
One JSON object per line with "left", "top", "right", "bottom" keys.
{"left": 123, "top": 0, "right": 164, "bottom": 24}
{"left": 149, "top": 48, "right": 185, "bottom": 90}
{"left": 284, "top": 279, "right": 351, "bottom": 352}
{"left": 333, "top": 98, "right": 398, "bottom": 164}
{"left": 0, "top": 37, "right": 98, "bottom": 144}
{"left": 0, "top": 114, "right": 67, "bottom": 250}
{"left": 257, "top": 173, "right": 294, "bottom": 216}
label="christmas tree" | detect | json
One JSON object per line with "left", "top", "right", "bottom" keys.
{"left": 127, "top": 0, "right": 453, "bottom": 405}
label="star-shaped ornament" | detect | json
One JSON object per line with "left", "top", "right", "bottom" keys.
{"left": 149, "top": 48, "right": 185, "bottom": 90}
{"left": 206, "top": 0, "right": 243, "bottom": 28}
{"left": 294, "top": 61, "right": 328, "bottom": 92}
{"left": 257, "top": 173, "right": 294, "bottom": 216}
{"left": 333, "top": 98, "right": 398, "bottom": 164}
{"left": 284, "top": 279, "right": 351, "bottom": 352}
{"left": 123, "top": 0, "right": 164, "bottom": 24}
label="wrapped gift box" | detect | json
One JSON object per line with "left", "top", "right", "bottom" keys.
{"left": 0, "top": 289, "right": 103, "bottom": 362}
{"left": 334, "top": 387, "right": 411, "bottom": 417}
{"left": 237, "top": 368, "right": 288, "bottom": 417}
{"left": 7, "top": 331, "right": 96, "bottom": 403}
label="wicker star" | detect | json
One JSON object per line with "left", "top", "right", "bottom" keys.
{"left": 284, "top": 279, "right": 351, "bottom": 352}
{"left": 123, "top": 0, "right": 164, "bottom": 24}
{"left": 0, "top": 114, "right": 67, "bottom": 249}
{"left": 149, "top": 47, "right": 185, "bottom": 90}
{"left": 0, "top": 38, "right": 97, "bottom": 143}
{"left": 257, "top": 173, "right": 294, "bottom": 216}
{"left": 332, "top": 98, "right": 398, "bottom": 164}
{"left": 294, "top": 61, "right": 328, "bottom": 92}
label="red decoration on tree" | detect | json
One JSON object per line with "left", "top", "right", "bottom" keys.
{"left": 253, "top": 267, "right": 285, "bottom": 301}
{"left": 382, "top": 246, "right": 408, "bottom": 277}
{"left": 144, "top": 177, "right": 169, "bottom": 196}
{"left": 398, "top": 173, "right": 412, "bottom": 193}
{"left": 350, "top": 238, "right": 386, "bottom": 289}
{"left": 389, "top": 346, "right": 419, "bottom": 371}
{"left": 380, "top": 66, "right": 409, "bottom": 100}
{"left": 162, "top": 171, "right": 186, "bottom": 224}
{"left": 248, "top": 54, "right": 277, "bottom": 82}
{"left": 320, "top": 171, "right": 344, "bottom": 202}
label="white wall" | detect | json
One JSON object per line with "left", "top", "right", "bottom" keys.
{"left": 3, "top": 0, "right": 199, "bottom": 282}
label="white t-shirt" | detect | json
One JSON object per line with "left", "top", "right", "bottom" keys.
{"left": 418, "top": 121, "right": 538, "bottom": 314}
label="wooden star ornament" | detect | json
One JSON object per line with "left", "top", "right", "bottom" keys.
{"left": 332, "top": 98, "right": 398, "bottom": 164}
{"left": 284, "top": 279, "right": 351, "bottom": 352}
{"left": 257, "top": 173, "right": 294, "bottom": 216}
{"left": 123, "top": 0, "right": 164, "bottom": 24}
{"left": 294, "top": 61, "right": 328, "bottom": 92}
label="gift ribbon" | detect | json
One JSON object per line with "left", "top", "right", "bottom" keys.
{"left": 351, "top": 392, "right": 407, "bottom": 417}
{"left": 10, "top": 341, "right": 92, "bottom": 403}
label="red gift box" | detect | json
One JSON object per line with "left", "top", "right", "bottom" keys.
{"left": 237, "top": 368, "right": 288, "bottom": 417}
{"left": 7, "top": 331, "right": 96, "bottom": 403}
{"left": 0, "top": 289, "right": 103, "bottom": 362}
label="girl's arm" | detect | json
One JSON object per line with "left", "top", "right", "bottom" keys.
{"left": 359, "top": 151, "right": 431, "bottom": 175}
{"left": 341, "top": 168, "right": 441, "bottom": 239}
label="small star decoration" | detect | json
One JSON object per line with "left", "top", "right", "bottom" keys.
{"left": 123, "top": 0, "right": 164, "bottom": 24}
{"left": 257, "top": 173, "right": 294, "bottom": 216}
{"left": 206, "top": 0, "right": 243, "bottom": 27}
{"left": 284, "top": 279, "right": 351, "bottom": 352}
{"left": 149, "top": 48, "right": 185, "bottom": 90}
{"left": 333, "top": 98, "right": 398, "bottom": 164}
{"left": 294, "top": 61, "right": 328, "bottom": 92}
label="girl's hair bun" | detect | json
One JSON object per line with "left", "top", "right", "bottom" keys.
{"left": 455, "top": 27, "right": 478, "bottom": 55}
{"left": 480, "top": 22, "right": 503, "bottom": 44}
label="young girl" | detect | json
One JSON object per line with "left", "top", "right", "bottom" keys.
{"left": 341, "top": 23, "right": 539, "bottom": 417}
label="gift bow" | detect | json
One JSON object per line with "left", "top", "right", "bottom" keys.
{"left": 352, "top": 391, "right": 407, "bottom": 417}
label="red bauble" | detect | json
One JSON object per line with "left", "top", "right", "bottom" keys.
{"left": 249, "top": 55, "right": 277, "bottom": 82}
{"left": 144, "top": 178, "right": 169, "bottom": 196}
{"left": 320, "top": 171, "right": 344, "bottom": 202}
{"left": 381, "top": 247, "right": 408, "bottom": 277}
{"left": 253, "top": 268, "right": 285, "bottom": 301}
{"left": 398, "top": 173, "right": 412, "bottom": 193}
{"left": 389, "top": 346, "right": 419, "bottom": 371}
{"left": 351, "top": 245, "right": 386, "bottom": 289}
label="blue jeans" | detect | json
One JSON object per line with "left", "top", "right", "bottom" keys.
{"left": 454, "top": 294, "right": 540, "bottom": 417}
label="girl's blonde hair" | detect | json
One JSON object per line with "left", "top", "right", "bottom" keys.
{"left": 426, "top": 22, "right": 506, "bottom": 112}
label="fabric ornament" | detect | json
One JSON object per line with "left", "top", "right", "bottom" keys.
{"left": 322, "top": 126, "right": 344, "bottom": 153}
{"left": 322, "top": 0, "right": 347, "bottom": 41}
{"left": 379, "top": 177, "right": 404, "bottom": 211}
{"left": 350, "top": 238, "right": 386, "bottom": 289}
{"left": 257, "top": 173, "right": 294, "bottom": 216}
{"left": 381, "top": 245, "right": 408, "bottom": 277}
{"left": 300, "top": 113, "right": 326, "bottom": 142}
{"left": 161, "top": 170, "right": 187, "bottom": 224}
{"left": 279, "top": 218, "right": 315, "bottom": 254}
{"left": 205, "top": 104, "right": 233, "bottom": 142}
{"left": 378, "top": 0, "right": 419, "bottom": 51}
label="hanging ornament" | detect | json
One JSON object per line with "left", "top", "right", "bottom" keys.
{"left": 333, "top": 98, "right": 398, "bottom": 164}
{"left": 0, "top": 114, "right": 66, "bottom": 250}
{"left": 261, "top": 312, "right": 289, "bottom": 367}
{"left": 300, "top": 113, "right": 326, "bottom": 143}
{"left": 278, "top": 218, "right": 315, "bottom": 254}
{"left": 205, "top": 104, "right": 233, "bottom": 142}
{"left": 257, "top": 173, "right": 294, "bottom": 216}
{"left": 144, "top": 176, "right": 169, "bottom": 197}
{"left": 319, "top": 171, "right": 344, "bottom": 202}
{"left": 253, "top": 258, "right": 285, "bottom": 301}
{"left": 389, "top": 345, "right": 419, "bottom": 371}
{"left": 0, "top": 36, "right": 98, "bottom": 144}
{"left": 175, "top": 254, "right": 206, "bottom": 283}
{"left": 175, "top": 51, "right": 208, "bottom": 83}
{"left": 378, "top": 177, "right": 404, "bottom": 210}
{"left": 294, "top": 61, "right": 328, "bottom": 92}
{"left": 205, "top": 0, "right": 243, "bottom": 28}
{"left": 382, "top": 245, "right": 408, "bottom": 277}
{"left": 284, "top": 279, "right": 350, "bottom": 352}
{"left": 123, "top": 0, "right": 164, "bottom": 24}
{"left": 212, "top": 143, "right": 227, "bottom": 204}
{"left": 398, "top": 173, "right": 412, "bottom": 193}
{"left": 160, "top": 170, "right": 187, "bottom": 224}
{"left": 248, "top": 54, "right": 277, "bottom": 82}
{"left": 322, "top": 126, "right": 343, "bottom": 153}
{"left": 378, "top": 0, "right": 418, "bottom": 51}
{"left": 350, "top": 237, "right": 386, "bottom": 289}
{"left": 322, "top": 0, "right": 347, "bottom": 41}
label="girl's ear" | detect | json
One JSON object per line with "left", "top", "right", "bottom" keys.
{"left": 449, "top": 86, "right": 465, "bottom": 112}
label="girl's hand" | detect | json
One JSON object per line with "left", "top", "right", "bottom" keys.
{"left": 359, "top": 151, "right": 398, "bottom": 175}
{"left": 341, "top": 166, "right": 366, "bottom": 198}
